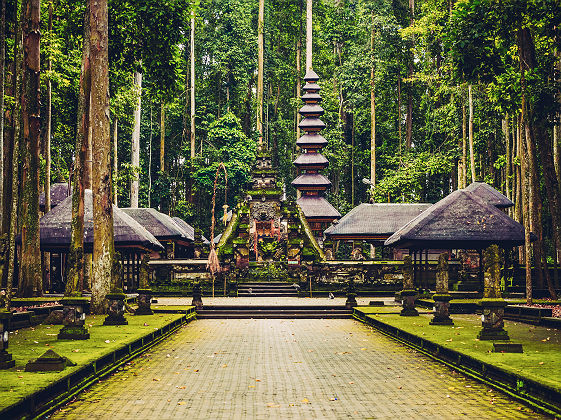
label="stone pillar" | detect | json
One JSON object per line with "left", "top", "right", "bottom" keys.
{"left": 477, "top": 244, "right": 509, "bottom": 340}
{"left": 400, "top": 255, "right": 418, "bottom": 316}
{"left": 191, "top": 281, "right": 203, "bottom": 310}
{"left": 0, "top": 310, "right": 15, "bottom": 369}
{"left": 345, "top": 275, "right": 358, "bottom": 308}
{"left": 58, "top": 297, "right": 90, "bottom": 340}
{"left": 430, "top": 253, "right": 453, "bottom": 325}
{"left": 104, "top": 254, "right": 128, "bottom": 326}
{"left": 135, "top": 254, "right": 154, "bottom": 315}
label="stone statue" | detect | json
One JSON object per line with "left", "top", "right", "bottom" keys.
{"left": 139, "top": 254, "right": 151, "bottom": 290}
{"left": 430, "top": 253, "right": 453, "bottom": 325}
{"left": 400, "top": 256, "right": 418, "bottom": 316}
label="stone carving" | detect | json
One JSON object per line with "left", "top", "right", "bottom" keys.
{"left": 251, "top": 202, "right": 277, "bottom": 221}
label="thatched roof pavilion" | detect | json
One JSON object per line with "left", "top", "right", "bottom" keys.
{"left": 35, "top": 191, "right": 163, "bottom": 292}
{"left": 384, "top": 190, "right": 528, "bottom": 250}
{"left": 39, "top": 190, "right": 163, "bottom": 252}
{"left": 39, "top": 182, "right": 71, "bottom": 212}
{"left": 465, "top": 182, "right": 514, "bottom": 209}
{"left": 325, "top": 203, "right": 432, "bottom": 245}
{"left": 121, "top": 208, "right": 190, "bottom": 244}
{"left": 172, "top": 217, "right": 210, "bottom": 245}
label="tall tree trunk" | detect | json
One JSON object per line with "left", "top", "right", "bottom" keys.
{"left": 19, "top": 0, "right": 42, "bottom": 297}
{"left": 256, "top": 0, "right": 264, "bottom": 144}
{"left": 160, "top": 101, "right": 165, "bottom": 172}
{"left": 190, "top": 11, "right": 195, "bottom": 159}
{"left": 370, "top": 15, "right": 375, "bottom": 188}
{"left": 503, "top": 116, "right": 510, "bottom": 202}
{"left": 0, "top": 0, "right": 6, "bottom": 230}
{"left": 405, "top": 0, "right": 414, "bottom": 150}
{"left": 460, "top": 100, "right": 467, "bottom": 188}
{"left": 397, "top": 76, "right": 402, "bottom": 160}
{"left": 90, "top": 0, "right": 114, "bottom": 314}
{"left": 518, "top": 27, "right": 558, "bottom": 299}
{"left": 66, "top": 0, "right": 91, "bottom": 297}
{"left": 148, "top": 104, "right": 152, "bottom": 207}
{"left": 112, "top": 119, "right": 117, "bottom": 205}
{"left": 295, "top": 0, "right": 302, "bottom": 150}
{"left": 6, "top": 0, "right": 24, "bottom": 303}
{"left": 520, "top": 114, "right": 532, "bottom": 304}
{"left": 351, "top": 112, "right": 355, "bottom": 207}
{"left": 45, "top": 2, "right": 52, "bottom": 214}
{"left": 305, "top": 0, "right": 312, "bottom": 72}
{"left": 468, "top": 84, "right": 475, "bottom": 183}
{"left": 130, "top": 70, "right": 142, "bottom": 207}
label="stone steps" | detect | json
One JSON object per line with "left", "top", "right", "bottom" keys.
{"left": 237, "top": 282, "right": 299, "bottom": 297}
{"left": 196, "top": 305, "right": 352, "bottom": 319}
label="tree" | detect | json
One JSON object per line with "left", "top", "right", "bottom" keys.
{"left": 130, "top": 68, "right": 141, "bottom": 207}
{"left": 256, "top": 0, "right": 264, "bottom": 143}
{"left": 66, "top": 0, "right": 91, "bottom": 297}
{"left": 90, "top": 0, "right": 114, "bottom": 313}
{"left": 19, "top": 0, "right": 42, "bottom": 297}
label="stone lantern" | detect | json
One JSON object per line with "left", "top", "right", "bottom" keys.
{"left": 0, "top": 310, "right": 15, "bottom": 369}
{"left": 57, "top": 297, "right": 90, "bottom": 340}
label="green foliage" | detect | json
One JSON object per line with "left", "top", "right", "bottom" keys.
{"left": 372, "top": 152, "right": 454, "bottom": 203}
{"left": 192, "top": 112, "right": 256, "bottom": 200}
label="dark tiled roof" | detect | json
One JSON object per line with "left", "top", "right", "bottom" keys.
{"left": 302, "top": 83, "right": 320, "bottom": 92}
{"left": 39, "top": 183, "right": 71, "bottom": 212}
{"left": 301, "top": 93, "right": 322, "bottom": 103}
{"left": 121, "top": 208, "right": 189, "bottom": 242}
{"left": 298, "top": 118, "right": 326, "bottom": 130}
{"left": 39, "top": 190, "right": 163, "bottom": 252}
{"left": 291, "top": 174, "right": 331, "bottom": 188}
{"left": 384, "top": 190, "right": 529, "bottom": 249}
{"left": 299, "top": 104, "right": 324, "bottom": 116}
{"left": 464, "top": 182, "right": 514, "bottom": 208}
{"left": 297, "top": 196, "right": 341, "bottom": 218}
{"left": 304, "top": 69, "right": 320, "bottom": 82}
{"left": 293, "top": 153, "right": 329, "bottom": 167}
{"left": 171, "top": 217, "right": 195, "bottom": 241}
{"left": 325, "top": 203, "right": 432, "bottom": 239}
{"left": 296, "top": 134, "right": 327, "bottom": 147}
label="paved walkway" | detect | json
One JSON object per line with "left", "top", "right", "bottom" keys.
{"left": 50, "top": 319, "right": 545, "bottom": 419}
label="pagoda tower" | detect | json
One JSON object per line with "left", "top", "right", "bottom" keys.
{"left": 292, "top": 70, "right": 340, "bottom": 239}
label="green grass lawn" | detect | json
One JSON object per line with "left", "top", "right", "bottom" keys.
{"left": 0, "top": 311, "right": 189, "bottom": 410}
{"left": 355, "top": 308, "right": 561, "bottom": 393}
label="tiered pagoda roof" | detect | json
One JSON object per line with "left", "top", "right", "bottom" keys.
{"left": 292, "top": 70, "right": 340, "bottom": 229}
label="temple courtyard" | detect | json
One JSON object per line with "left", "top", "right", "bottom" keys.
{"left": 49, "top": 316, "right": 544, "bottom": 419}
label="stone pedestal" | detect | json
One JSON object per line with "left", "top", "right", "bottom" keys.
{"left": 430, "top": 294, "right": 453, "bottom": 325}
{"left": 0, "top": 311, "right": 15, "bottom": 369}
{"left": 58, "top": 298, "right": 90, "bottom": 340}
{"left": 477, "top": 299, "right": 509, "bottom": 340}
{"left": 103, "top": 293, "right": 128, "bottom": 326}
{"left": 400, "top": 290, "right": 419, "bottom": 316}
{"left": 135, "top": 289, "right": 154, "bottom": 315}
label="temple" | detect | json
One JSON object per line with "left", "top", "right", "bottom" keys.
{"left": 292, "top": 70, "right": 340, "bottom": 240}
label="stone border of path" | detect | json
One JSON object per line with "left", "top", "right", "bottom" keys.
{"left": 352, "top": 308, "right": 561, "bottom": 418}
{"left": 0, "top": 308, "right": 196, "bottom": 420}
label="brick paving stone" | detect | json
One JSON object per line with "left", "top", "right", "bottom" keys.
{"left": 50, "top": 319, "right": 547, "bottom": 419}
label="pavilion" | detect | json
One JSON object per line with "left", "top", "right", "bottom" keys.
{"left": 465, "top": 182, "right": 514, "bottom": 209}
{"left": 121, "top": 208, "right": 191, "bottom": 259}
{"left": 39, "top": 182, "right": 71, "bottom": 213}
{"left": 384, "top": 189, "right": 530, "bottom": 291}
{"left": 324, "top": 203, "right": 432, "bottom": 259}
{"left": 38, "top": 190, "right": 163, "bottom": 292}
